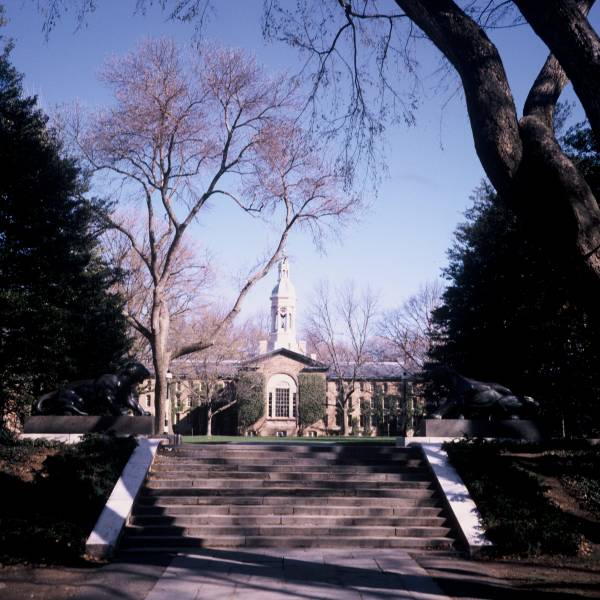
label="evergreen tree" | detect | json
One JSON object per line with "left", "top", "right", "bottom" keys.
{"left": 0, "top": 41, "right": 130, "bottom": 429}
{"left": 430, "top": 126, "right": 600, "bottom": 436}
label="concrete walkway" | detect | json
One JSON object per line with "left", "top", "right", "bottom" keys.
{"left": 121, "top": 548, "right": 451, "bottom": 600}
{"left": 8, "top": 548, "right": 567, "bottom": 600}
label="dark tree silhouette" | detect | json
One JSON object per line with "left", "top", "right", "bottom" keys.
{"left": 0, "top": 38, "right": 130, "bottom": 430}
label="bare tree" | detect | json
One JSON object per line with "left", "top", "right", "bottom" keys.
{"left": 305, "top": 281, "right": 378, "bottom": 436}
{"left": 262, "top": 0, "right": 600, "bottom": 302}
{"left": 378, "top": 280, "right": 443, "bottom": 372}
{"left": 68, "top": 39, "right": 358, "bottom": 433}
{"left": 172, "top": 324, "right": 239, "bottom": 437}
{"left": 33, "top": 2, "right": 600, "bottom": 293}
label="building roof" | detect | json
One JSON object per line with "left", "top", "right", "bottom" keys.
{"left": 241, "top": 348, "right": 329, "bottom": 371}
{"left": 327, "top": 362, "right": 413, "bottom": 381}
{"left": 149, "top": 358, "right": 241, "bottom": 379}
{"left": 154, "top": 355, "right": 412, "bottom": 381}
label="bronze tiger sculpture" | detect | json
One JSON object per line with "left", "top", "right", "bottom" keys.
{"left": 32, "top": 362, "right": 151, "bottom": 417}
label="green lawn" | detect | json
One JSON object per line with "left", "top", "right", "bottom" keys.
{"left": 181, "top": 435, "right": 397, "bottom": 444}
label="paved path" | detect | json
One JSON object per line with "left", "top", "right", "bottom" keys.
{"left": 5, "top": 549, "right": 548, "bottom": 600}
{"left": 139, "top": 548, "right": 451, "bottom": 600}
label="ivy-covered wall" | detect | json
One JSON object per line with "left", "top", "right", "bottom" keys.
{"left": 236, "top": 372, "right": 265, "bottom": 431}
{"left": 298, "top": 373, "right": 326, "bottom": 428}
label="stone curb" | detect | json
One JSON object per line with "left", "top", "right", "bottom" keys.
{"left": 418, "top": 443, "right": 492, "bottom": 556}
{"left": 86, "top": 437, "right": 161, "bottom": 559}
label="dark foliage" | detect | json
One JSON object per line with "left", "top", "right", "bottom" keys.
{"left": 235, "top": 372, "right": 264, "bottom": 431}
{"left": 0, "top": 434, "right": 137, "bottom": 564}
{"left": 444, "top": 440, "right": 598, "bottom": 556}
{"left": 429, "top": 128, "right": 600, "bottom": 435}
{"left": 0, "top": 42, "right": 131, "bottom": 429}
{"left": 297, "top": 373, "right": 326, "bottom": 429}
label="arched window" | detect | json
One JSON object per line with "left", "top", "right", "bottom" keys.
{"left": 266, "top": 374, "right": 297, "bottom": 419}
{"left": 275, "top": 384, "right": 289, "bottom": 417}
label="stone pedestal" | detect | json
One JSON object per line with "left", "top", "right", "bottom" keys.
{"left": 24, "top": 415, "right": 154, "bottom": 435}
{"left": 417, "top": 418, "right": 543, "bottom": 441}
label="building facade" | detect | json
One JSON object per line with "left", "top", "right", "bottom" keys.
{"left": 141, "top": 258, "right": 416, "bottom": 436}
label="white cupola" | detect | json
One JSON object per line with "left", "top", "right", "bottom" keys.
{"left": 264, "top": 257, "right": 306, "bottom": 354}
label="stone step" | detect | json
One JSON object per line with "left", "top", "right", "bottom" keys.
{"left": 157, "top": 446, "right": 419, "bottom": 458}
{"left": 140, "top": 486, "right": 436, "bottom": 498}
{"left": 137, "top": 495, "right": 441, "bottom": 507}
{"left": 125, "top": 524, "right": 452, "bottom": 537}
{"left": 120, "top": 534, "right": 455, "bottom": 550}
{"left": 130, "top": 514, "right": 448, "bottom": 527}
{"left": 120, "top": 443, "right": 457, "bottom": 553}
{"left": 150, "top": 462, "right": 425, "bottom": 473}
{"left": 148, "top": 471, "right": 430, "bottom": 482}
{"left": 154, "top": 458, "right": 425, "bottom": 468}
{"left": 132, "top": 505, "right": 445, "bottom": 517}
{"left": 161, "top": 444, "right": 415, "bottom": 455}
{"left": 144, "top": 479, "right": 433, "bottom": 490}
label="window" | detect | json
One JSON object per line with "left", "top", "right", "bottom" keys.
{"left": 146, "top": 395, "right": 151, "bottom": 407}
{"left": 359, "top": 381, "right": 364, "bottom": 392}
{"left": 275, "top": 388, "right": 290, "bottom": 417}
{"left": 267, "top": 374, "right": 297, "bottom": 420}
{"left": 187, "top": 398, "right": 191, "bottom": 408}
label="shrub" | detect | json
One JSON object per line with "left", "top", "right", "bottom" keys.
{"left": 236, "top": 372, "right": 264, "bottom": 431}
{"left": 360, "top": 399, "right": 372, "bottom": 436}
{"left": 298, "top": 373, "right": 326, "bottom": 429}
{"left": 0, "top": 434, "right": 136, "bottom": 564}
{"left": 445, "top": 440, "right": 585, "bottom": 556}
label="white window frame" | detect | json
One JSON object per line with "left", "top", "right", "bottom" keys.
{"left": 266, "top": 373, "right": 297, "bottom": 420}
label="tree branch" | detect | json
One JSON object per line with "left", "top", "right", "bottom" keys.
{"left": 522, "top": 0, "right": 594, "bottom": 129}
{"left": 514, "top": 0, "right": 600, "bottom": 140}
{"left": 394, "top": 0, "right": 522, "bottom": 196}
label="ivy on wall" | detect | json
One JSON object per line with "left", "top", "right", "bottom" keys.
{"left": 236, "top": 372, "right": 265, "bottom": 431}
{"left": 298, "top": 373, "right": 326, "bottom": 429}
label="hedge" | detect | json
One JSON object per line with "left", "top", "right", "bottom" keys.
{"left": 298, "top": 373, "right": 326, "bottom": 429}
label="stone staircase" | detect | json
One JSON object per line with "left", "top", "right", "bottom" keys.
{"left": 120, "top": 443, "right": 458, "bottom": 551}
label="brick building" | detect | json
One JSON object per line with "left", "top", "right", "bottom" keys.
{"left": 141, "top": 258, "right": 416, "bottom": 436}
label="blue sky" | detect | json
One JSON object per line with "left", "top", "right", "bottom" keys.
{"left": 4, "top": 1, "right": 598, "bottom": 323}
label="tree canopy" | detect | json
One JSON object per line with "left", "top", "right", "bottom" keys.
{"left": 430, "top": 123, "right": 600, "bottom": 435}
{"left": 0, "top": 40, "right": 130, "bottom": 429}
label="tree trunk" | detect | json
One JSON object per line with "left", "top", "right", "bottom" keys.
{"left": 152, "top": 289, "right": 172, "bottom": 435}
{"left": 514, "top": 116, "right": 600, "bottom": 297}
{"left": 514, "top": 0, "right": 600, "bottom": 140}
{"left": 395, "top": 0, "right": 600, "bottom": 293}
{"left": 395, "top": 0, "right": 522, "bottom": 197}
{"left": 152, "top": 351, "right": 168, "bottom": 435}
{"left": 206, "top": 407, "right": 213, "bottom": 437}
{"left": 341, "top": 402, "right": 349, "bottom": 436}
